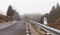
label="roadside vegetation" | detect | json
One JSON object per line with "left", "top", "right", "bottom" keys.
{"left": 40, "top": 3, "right": 60, "bottom": 23}
{"left": 0, "top": 15, "right": 13, "bottom": 22}
{"left": 39, "top": 3, "right": 60, "bottom": 29}
{"left": 0, "top": 5, "right": 21, "bottom": 22}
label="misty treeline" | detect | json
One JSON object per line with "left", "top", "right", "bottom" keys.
{"left": 23, "top": 14, "right": 43, "bottom": 22}
{"left": 7, "top": 5, "right": 20, "bottom": 21}
{"left": 39, "top": 3, "right": 60, "bottom": 23}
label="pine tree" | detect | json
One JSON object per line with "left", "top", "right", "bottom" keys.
{"left": 7, "top": 5, "right": 14, "bottom": 17}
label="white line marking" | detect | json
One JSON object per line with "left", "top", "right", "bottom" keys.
{"left": 27, "top": 34, "right": 29, "bottom": 35}
{"left": 26, "top": 31, "right": 29, "bottom": 33}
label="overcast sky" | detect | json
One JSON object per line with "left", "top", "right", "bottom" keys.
{"left": 0, "top": 0, "right": 60, "bottom": 15}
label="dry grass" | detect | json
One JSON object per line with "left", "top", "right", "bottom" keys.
{"left": 0, "top": 15, "right": 13, "bottom": 22}
{"left": 48, "top": 18, "right": 60, "bottom": 30}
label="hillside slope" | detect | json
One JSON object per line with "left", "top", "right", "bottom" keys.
{"left": 0, "top": 15, "right": 13, "bottom": 22}
{"left": 48, "top": 18, "right": 60, "bottom": 30}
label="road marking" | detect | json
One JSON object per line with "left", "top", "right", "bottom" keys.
{"left": 26, "top": 27, "right": 29, "bottom": 30}
{"left": 27, "top": 34, "right": 29, "bottom": 35}
{"left": 26, "top": 31, "right": 29, "bottom": 33}
{"left": 0, "top": 22, "right": 16, "bottom": 29}
{"left": 26, "top": 23, "right": 30, "bottom": 35}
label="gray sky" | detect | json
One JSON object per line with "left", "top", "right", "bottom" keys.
{"left": 0, "top": 0, "right": 60, "bottom": 15}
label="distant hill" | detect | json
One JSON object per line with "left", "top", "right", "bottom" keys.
{"left": 23, "top": 14, "right": 43, "bottom": 22}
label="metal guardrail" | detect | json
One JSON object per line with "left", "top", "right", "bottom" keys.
{"left": 29, "top": 20, "right": 60, "bottom": 35}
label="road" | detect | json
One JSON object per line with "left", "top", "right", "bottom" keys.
{"left": 0, "top": 21, "right": 26, "bottom": 35}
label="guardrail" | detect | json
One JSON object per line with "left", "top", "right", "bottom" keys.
{"left": 29, "top": 20, "right": 60, "bottom": 35}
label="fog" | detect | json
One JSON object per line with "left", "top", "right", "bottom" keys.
{"left": 0, "top": 0, "right": 60, "bottom": 15}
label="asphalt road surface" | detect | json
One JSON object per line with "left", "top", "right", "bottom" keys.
{"left": 0, "top": 21, "right": 26, "bottom": 35}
